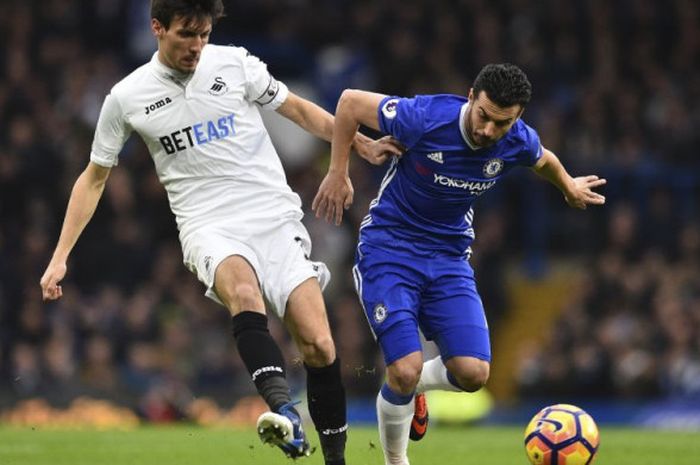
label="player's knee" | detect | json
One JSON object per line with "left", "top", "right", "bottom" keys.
{"left": 387, "top": 359, "right": 422, "bottom": 395}
{"left": 222, "top": 282, "right": 262, "bottom": 313}
{"left": 298, "top": 334, "right": 336, "bottom": 367}
{"left": 450, "top": 359, "right": 490, "bottom": 392}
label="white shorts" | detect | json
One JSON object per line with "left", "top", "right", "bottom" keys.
{"left": 181, "top": 219, "right": 330, "bottom": 317}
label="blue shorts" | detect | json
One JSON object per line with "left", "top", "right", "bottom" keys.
{"left": 352, "top": 243, "right": 491, "bottom": 366}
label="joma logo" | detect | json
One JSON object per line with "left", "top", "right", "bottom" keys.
{"left": 145, "top": 97, "right": 172, "bottom": 115}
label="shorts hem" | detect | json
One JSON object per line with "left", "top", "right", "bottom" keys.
{"left": 383, "top": 346, "right": 423, "bottom": 366}
{"left": 440, "top": 350, "right": 491, "bottom": 363}
{"left": 275, "top": 266, "right": 329, "bottom": 319}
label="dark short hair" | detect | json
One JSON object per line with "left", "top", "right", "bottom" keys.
{"left": 472, "top": 63, "right": 532, "bottom": 108}
{"left": 151, "top": 0, "right": 225, "bottom": 29}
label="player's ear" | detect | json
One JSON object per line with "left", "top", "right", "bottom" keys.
{"left": 467, "top": 88, "right": 474, "bottom": 100}
{"left": 151, "top": 18, "right": 165, "bottom": 38}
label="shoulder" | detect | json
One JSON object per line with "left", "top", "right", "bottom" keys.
{"left": 109, "top": 62, "right": 153, "bottom": 102}
{"left": 202, "top": 43, "right": 244, "bottom": 58}
{"left": 501, "top": 119, "right": 542, "bottom": 163}
{"left": 201, "top": 43, "right": 252, "bottom": 66}
{"left": 408, "top": 94, "right": 465, "bottom": 110}
{"left": 416, "top": 94, "right": 466, "bottom": 134}
{"left": 419, "top": 94, "right": 466, "bottom": 121}
{"left": 507, "top": 119, "right": 540, "bottom": 145}
{"left": 423, "top": 94, "right": 468, "bottom": 107}
{"left": 390, "top": 94, "right": 464, "bottom": 119}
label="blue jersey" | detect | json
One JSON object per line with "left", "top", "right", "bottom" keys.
{"left": 359, "top": 94, "right": 542, "bottom": 257}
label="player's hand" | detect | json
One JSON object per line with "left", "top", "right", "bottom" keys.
{"left": 564, "top": 175, "right": 607, "bottom": 209}
{"left": 312, "top": 171, "right": 354, "bottom": 225}
{"left": 356, "top": 136, "right": 405, "bottom": 165}
{"left": 40, "top": 261, "right": 67, "bottom": 301}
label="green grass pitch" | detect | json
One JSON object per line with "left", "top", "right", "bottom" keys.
{"left": 1, "top": 425, "right": 698, "bottom": 465}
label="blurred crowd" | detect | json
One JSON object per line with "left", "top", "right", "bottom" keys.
{"left": 516, "top": 203, "right": 700, "bottom": 400}
{"left": 1, "top": 0, "right": 699, "bottom": 421}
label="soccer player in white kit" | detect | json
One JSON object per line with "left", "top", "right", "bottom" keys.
{"left": 39, "top": 1, "right": 401, "bottom": 463}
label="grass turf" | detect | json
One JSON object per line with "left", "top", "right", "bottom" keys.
{"left": 1, "top": 424, "right": 698, "bottom": 465}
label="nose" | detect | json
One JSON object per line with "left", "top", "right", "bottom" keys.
{"left": 190, "top": 36, "right": 205, "bottom": 53}
{"left": 482, "top": 122, "right": 495, "bottom": 138}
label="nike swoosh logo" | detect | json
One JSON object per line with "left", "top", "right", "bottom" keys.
{"left": 537, "top": 419, "right": 564, "bottom": 432}
{"left": 411, "top": 418, "right": 428, "bottom": 434}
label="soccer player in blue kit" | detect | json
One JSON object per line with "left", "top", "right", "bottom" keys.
{"left": 312, "top": 64, "right": 606, "bottom": 465}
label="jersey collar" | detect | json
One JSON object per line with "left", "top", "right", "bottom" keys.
{"left": 459, "top": 101, "right": 480, "bottom": 150}
{"left": 150, "top": 52, "right": 194, "bottom": 88}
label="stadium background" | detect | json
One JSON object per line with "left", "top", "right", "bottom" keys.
{"left": 0, "top": 0, "right": 698, "bottom": 429}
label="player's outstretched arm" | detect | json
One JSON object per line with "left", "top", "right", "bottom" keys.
{"left": 312, "top": 90, "right": 392, "bottom": 225}
{"left": 40, "top": 162, "right": 111, "bottom": 300}
{"left": 531, "top": 148, "right": 606, "bottom": 209}
{"left": 276, "top": 91, "right": 402, "bottom": 166}
{"left": 276, "top": 91, "right": 335, "bottom": 142}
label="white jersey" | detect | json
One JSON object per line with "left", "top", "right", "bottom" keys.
{"left": 90, "top": 44, "right": 301, "bottom": 239}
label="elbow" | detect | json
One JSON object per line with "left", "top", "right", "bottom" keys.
{"left": 337, "top": 88, "right": 357, "bottom": 106}
{"left": 531, "top": 160, "right": 546, "bottom": 174}
{"left": 335, "top": 89, "right": 367, "bottom": 129}
{"left": 336, "top": 89, "right": 360, "bottom": 116}
{"left": 532, "top": 149, "right": 552, "bottom": 172}
{"left": 80, "top": 164, "right": 111, "bottom": 192}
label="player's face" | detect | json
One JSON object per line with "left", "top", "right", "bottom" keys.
{"left": 152, "top": 15, "right": 212, "bottom": 73}
{"left": 465, "top": 90, "right": 523, "bottom": 147}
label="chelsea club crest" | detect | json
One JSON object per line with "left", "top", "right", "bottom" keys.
{"left": 483, "top": 158, "right": 504, "bottom": 178}
{"left": 373, "top": 303, "right": 387, "bottom": 323}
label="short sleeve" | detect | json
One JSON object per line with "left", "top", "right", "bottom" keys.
{"left": 90, "top": 93, "right": 132, "bottom": 167}
{"left": 241, "top": 50, "right": 289, "bottom": 111}
{"left": 517, "top": 123, "right": 543, "bottom": 166}
{"left": 377, "top": 96, "right": 427, "bottom": 149}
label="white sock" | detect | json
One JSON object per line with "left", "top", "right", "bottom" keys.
{"left": 377, "top": 386, "right": 414, "bottom": 465}
{"left": 416, "top": 356, "right": 462, "bottom": 393}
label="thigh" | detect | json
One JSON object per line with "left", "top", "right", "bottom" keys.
{"left": 214, "top": 255, "right": 265, "bottom": 314}
{"left": 353, "top": 245, "right": 425, "bottom": 364}
{"left": 181, "top": 227, "right": 262, "bottom": 308}
{"left": 376, "top": 318, "right": 423, "bottom": 366}
{"left": 258, "top": 221, "right": 331, "bottom": 317}
{"left": 284, "top": 277, "right": 333, "bottom": 345}
{"left": 419, "top": 260, "right": 491, "bottom": 362}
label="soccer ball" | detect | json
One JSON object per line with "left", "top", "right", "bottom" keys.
{"left": 524, "top": 404, "right": 600, "bottom": 465}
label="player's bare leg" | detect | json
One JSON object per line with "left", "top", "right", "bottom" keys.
{"left": 378, "top": 350, "right": 423, "bottom": 465}
{"left": 409, "top": 356, "right": 490, "bottom": 441}
{"left": 214, "top": 255, "right": 309, "bottom": 458}
{"left": 285, "top": 277, "right": 347, "bottom": 465}
{"left": 416, "top": 356, "right": 464, "bottom": 393}
{"left": 444, "top": 356, "right": 490, "bottom": 392}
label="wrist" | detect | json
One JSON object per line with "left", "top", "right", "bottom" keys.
{"left": 51, "top": 250, "right": 69, "bottom": 265}
{"left": 560, "top": 176, "right": 576, "bottom": 195}
{"left": 328, "top": 166, "right": 349, "bottom": 176}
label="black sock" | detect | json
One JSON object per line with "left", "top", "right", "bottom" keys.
{"left": 232, "top": 311, "right": 291, "bottom": 411}
{"left": 306, "top": 358, "right": 347, "bottom": 465}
